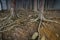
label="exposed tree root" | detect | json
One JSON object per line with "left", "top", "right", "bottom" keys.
{"left": 31, "top": 16, "right": 60, "bottom": 40}
{"left": 0, "top": 9, "right": 60, "bottom": 40}
{"left": 31, "top": 11, "right": 60, "bottom": 24}
{"left": 0, "top": 24, "right": 18, "bottom": 32}
{"left": 31, "top": 11, "right": 60, "bottom": 40}
{"left": 42, "top": 18, "right": 60, "bottom": 24}
{"left": 31, "top": 17, "right": 60, "bottom": 24}
{"left": 0, "top": 18, "right": 20, "bottom": 32}
{"left": 0, "top": 15, "right": 10, "bottom": 21}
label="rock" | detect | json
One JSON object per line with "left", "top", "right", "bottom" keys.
{"left": 32, "top": 32, "right": 38, "bottom": 40}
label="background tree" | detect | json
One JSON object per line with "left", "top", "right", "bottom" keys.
{"left": 34, "top": 0, "right": 37, "bottom": 11}
{"left": 10, "top": 0, "right": 18, "bottom": 20}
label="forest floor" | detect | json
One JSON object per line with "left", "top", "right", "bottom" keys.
{"left": 0, "top": 9, "right": 60, "bottom": 40}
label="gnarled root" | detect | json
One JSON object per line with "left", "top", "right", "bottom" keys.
{"left": 31, "top": 17, "right": 60, "bottom": 24}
